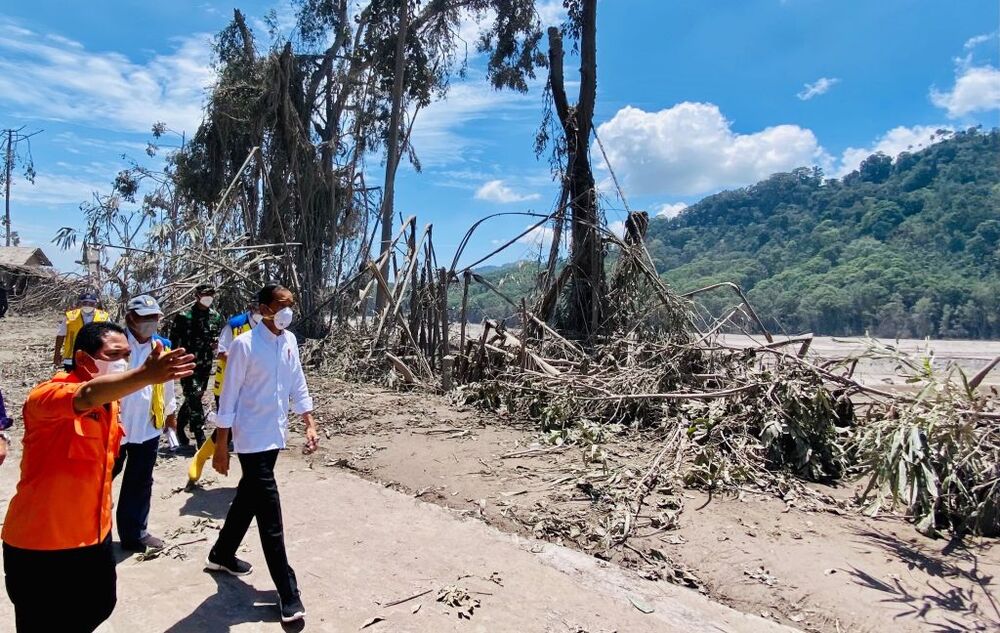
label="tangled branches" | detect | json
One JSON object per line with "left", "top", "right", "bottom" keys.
{"left": 304, "top": 209, "right": 998, "bottom": 538}
{"left": 853, "top": 344, "right": 1000, "bottom": 537}
{"left": 450, "top": 299, "right": 998, "bottom": 536}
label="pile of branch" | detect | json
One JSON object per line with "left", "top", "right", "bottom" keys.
{"left": 852, "top": 343, "right": 1000, "bottom": 536}
{"left": 8, "top": 271, "right": 92, "bottom": 314}
{"left": 305, "top": 212, "right": 1000, "bottom": 537}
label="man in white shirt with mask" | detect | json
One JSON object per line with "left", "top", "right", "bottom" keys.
{"left": 113, "top": 294, "right": 177, "bottom": 552}
{"left": 208, "top": 283, "right": 319, "bottom": 624}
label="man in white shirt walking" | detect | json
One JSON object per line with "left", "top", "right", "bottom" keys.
{"left": 208, "top": 284, "right": 319, "bottom": 624}
{"left": 114, "top": 295, "right": 177, "bottom": 552}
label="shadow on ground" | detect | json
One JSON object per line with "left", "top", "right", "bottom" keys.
{"left": 847, "top": 528, "right": 999, "bottom": 632}
{"left": 179, "top": 486, "right": 237, "bottom": 521}
{"left": 163, "top": 573, "right": 305, "bottom": 633}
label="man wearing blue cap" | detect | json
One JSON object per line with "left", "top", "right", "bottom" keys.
{"left": 54, "top": 291, "right": 109, "bottom": 369}
{"left": 113, "top": 294, "right": 177, "bottom": 552}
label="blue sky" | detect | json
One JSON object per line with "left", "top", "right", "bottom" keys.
{"left": 0, "top": 0, "right": 997, "bottom": 271}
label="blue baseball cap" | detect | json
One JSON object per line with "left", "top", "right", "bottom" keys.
{"left": 79, "top": 291, "right": 98, "bottom": 303}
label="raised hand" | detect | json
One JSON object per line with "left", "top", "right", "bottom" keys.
{"left": 142, "top": 340, "right": 196, "bottom": 384}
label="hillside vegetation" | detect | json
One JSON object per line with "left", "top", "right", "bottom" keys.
{"left": 466, "top": 128, "right": 1000, "bottom": 339}
{"left": 647, "top": 127, "right": 999, "bottom": 338}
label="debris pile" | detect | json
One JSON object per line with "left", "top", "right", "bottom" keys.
{"left": 307, "top": 219, "right": 1000, "bottom": 538}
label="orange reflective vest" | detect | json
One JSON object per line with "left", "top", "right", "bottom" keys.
{"left": 62, "top": 308, "right": 110, "bottom": 359}
{"left": 2, "top": 372, "right": 124, "bottom": 550}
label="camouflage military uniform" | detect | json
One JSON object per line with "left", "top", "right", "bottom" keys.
{"left": 169, "top": 305, "right": 223, "bottom": 446}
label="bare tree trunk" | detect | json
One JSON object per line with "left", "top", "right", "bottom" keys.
{"left": 375, "top": 0, "right": 409, "bottom": 312}
{"left": 546, "top": 0, "right": 603, "bottom": 339}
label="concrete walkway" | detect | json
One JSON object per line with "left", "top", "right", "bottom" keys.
{"left": 0, "top": 452, "right": 799, "bottom": 632}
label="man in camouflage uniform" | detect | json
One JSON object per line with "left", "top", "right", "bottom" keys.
{"left": 169, "top": 283, "right": 223, "bottom": 447}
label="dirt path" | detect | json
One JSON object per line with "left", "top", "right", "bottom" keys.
{"left": 0, "top": 315, "right": 789, "bottom": 632}
{"left": 0, "top": 454, "right": 792, "bottom": 632}
{"left": 309, "top": 382, "right": 1000, "bottom": 633}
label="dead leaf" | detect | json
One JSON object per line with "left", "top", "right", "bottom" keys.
{"left": 628, "top": 596, "right": 654, "bottom": 614}
{"left": 360, "top": 616, "right": 385, "bottom": 629}
{"left": 411, "top": 604, "right": 421, "bottom": 614}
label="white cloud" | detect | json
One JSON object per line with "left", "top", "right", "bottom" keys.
{"left": 8, "top": 171, "right": 105, "bottom": 206}
{"left": 536, "top": 0, "right": 567, "bottom": 27}
{"left": 797, "top": 76, "right": 840, "bottom": 100}
{"left": 595, "top": 102, "right": 830, "bottom": 197}
{"left": 0, "top": 20, "right": 214, "bottom": 135}
{"left": 408, "top": 78, "right": 535, "bottom": 167}
{"left": 655, "top": 202, "right": 688, "bottom": 219}
{"left": 836, "top": 125, "right": 952, "bottom": 177}
{"left": 608, "top": 220, "right": 626, "bottom": 238}
{"left": 964, "top": 32, "right": 997, "bottom": 50}
{"left": 474, "top": 179, "right": 541, "bottom": 203}
{"left": 50, "top": 132, "right": 148, "bottom": 156}
{"left": 517, "top": 225, "right": 554, "bottom": 249}
{"left": 930, "top": 64, "right": 1000, "bottom": 118}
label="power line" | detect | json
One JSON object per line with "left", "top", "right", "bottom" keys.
{"left": 1, "top": 126, "right": 44, "bottom": 247}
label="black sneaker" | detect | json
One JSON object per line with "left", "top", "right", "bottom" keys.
{"left": 279, "top": 596, "right": 306, "bottom": 623}
{"left": 204, "top": 550, "right": 253, "bottom": 576}
{"left": 121, "top": 533, "right": 166, "bottom": 552}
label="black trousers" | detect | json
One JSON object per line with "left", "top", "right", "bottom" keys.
{"left": 3, "top": 536, "right": 116, "bottom": 632}
{"left": 112, "top": 435, "right": 159, "bottom": 544}
{"left": 213, "top": 450, "right": 299, "bottom": 602}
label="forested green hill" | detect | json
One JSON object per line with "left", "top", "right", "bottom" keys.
{"left": 463, "top": 128, "right": 999, "bottom": 338}
{"left": 646, "top": 127, "right": 999, "bottom": 338}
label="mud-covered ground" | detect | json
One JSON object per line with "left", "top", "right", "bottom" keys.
{"left": 1, "top": 314, "right": 997, "bottom": 632}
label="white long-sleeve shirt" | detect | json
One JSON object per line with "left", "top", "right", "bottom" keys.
{"left": 120, "top": 328, "right": 177, "bottom": 445}
{"left": 215, "top": 324, "right": 313, "bottom": 454}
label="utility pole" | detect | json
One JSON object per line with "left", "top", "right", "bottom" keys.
{"left": 4, "top": 129, "right": 11, "bottom": 246}
{"left": 1, "top": 126, "right": 43, "bottom": 247}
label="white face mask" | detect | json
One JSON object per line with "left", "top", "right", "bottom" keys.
{"left": 91, "top": 357, "right": 128, "bottom": 377}
{"left": 81, "top": 305, "right": 96, "bottom": 315}
{"left": 133, "top": 320, "right": 159, "bottom": 339}
{"left": 249, "top": 312, "right": 262, "bottom": 327}
{"left": 272, "top": 307, "right": 294, "bottom": 330}
{"left": 198, "top": 296, "right": 214, "bottom": 308}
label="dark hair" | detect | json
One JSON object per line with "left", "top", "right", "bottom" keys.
{"left": 69, "top": 322, "right": 126, "bottom": 370}
{"left": 257, "top": 283, "right": 287, "bottom": 306}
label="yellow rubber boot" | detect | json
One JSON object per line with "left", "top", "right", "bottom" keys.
{"left": 187, "top": 437, "right": 216, "bottom": 485}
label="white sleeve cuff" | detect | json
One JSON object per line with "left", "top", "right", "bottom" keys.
{"left": 216, "top": 412, "right": 235, "bottom": 428}
{"left": 292, "top": 397, "right": 314, "bottom": 415}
